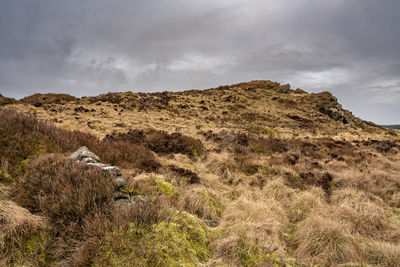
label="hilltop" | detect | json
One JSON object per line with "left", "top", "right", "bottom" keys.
{"left": 1, "top": 81, "right": 400, "bottom": 266}
{"left": 3, "top": 80, "right": 395, "bottom": 141}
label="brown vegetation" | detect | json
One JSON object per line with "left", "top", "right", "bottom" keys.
{"left": 104, "top": 128, "right": 205, "bottom": 159}
{"left": 1, "top": 80, "right": 400, "bottom": 266}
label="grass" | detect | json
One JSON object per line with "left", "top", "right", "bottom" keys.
{"left": 179, "top": 187, "right": 223, "bottom": 220}
{"left": 1, "top": 80, "right": 400, "bottom": 265}
{"left": 292, "top": 215, "right": 361, "bottom": 265}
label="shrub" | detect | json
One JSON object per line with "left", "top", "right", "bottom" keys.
{"left": 250, "top": 137, "right": 288, "bottom": 155}
{"left": 104, "top": 128, "right": 205, "bottom": 159}
{"left": 12, "top": 154, "right": 115, "bottom": 226}
{"left": 235, "top": 154, "right": 261, "bottom": 175}
{"left": 100, "top": 140, "right": 161, "bottom": 172}
{"left": 0, "top": 94, "right": 17, "bottom": 106}
{"left": 0, "top": 108, "right": 160, "bottom": 177}
{"left": 168, "top": 164, "right": 200, "bottom": 184}
{"left": 21, "top": 93, "right": 77, "bottom": 106}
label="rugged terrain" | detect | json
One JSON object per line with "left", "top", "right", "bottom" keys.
{"left": 1, "top": 80, "right": 400, "bottom": 266}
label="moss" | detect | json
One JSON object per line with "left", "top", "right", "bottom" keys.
{"left": 0, "top": 169, "right": 12, "bottom": 183}
{"left": 155, "top": 176, "right": 179, "bottom": 197}
{"left": 92, "top": 124, "right": 105, "bottom": 130}
{"left": 12, "top": 232, "right": 52, "bottom": 266}
{"left": 95, "top": 211, "right": 209, "bottom": 266}
{"left": 201, "top": 191, "right": 223, "bottom": 217}
{"left": 237, "top": 237, "right": 282, "bottom": 267}
{"left": 119, "top": 186, "right": 146, "bottom": 197}
{"left": 248, "top": 126, "right": 277, "bottom": 137}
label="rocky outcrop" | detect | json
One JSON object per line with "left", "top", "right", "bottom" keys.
{"left": 278, "top": 84, "right": 292, "bottom": 93}
{"left": 319, "top": 105, "right": 354, "bottom": 125}
{"left": 70, "top": 146, "right": 127, "bottom": 188}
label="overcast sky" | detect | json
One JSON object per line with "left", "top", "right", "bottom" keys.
{"left": 1, "top": 0, "right": 399, "bottom": 124}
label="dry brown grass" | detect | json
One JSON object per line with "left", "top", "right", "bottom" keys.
{"left": 214, "top": 192, "right": 288, "bottom": 265}
{"left": 2, "top": 81, "right": 400, "bottom": 265}
{"left": 364, "top": 240, "right": 400, "bottom": 266}
{"left": 287, "top": 187, "right": 325, "bottom": 223}
{"left": 0, "top": 200, "right": 46, "bottom": 263}
{"left": 331, "top": 188, "right": 392, "bottom": 239}
{"left": 179, "top": 186, "right": 223, "bottom": 221}
{"left": 293, "top": 214, "right": 362, "bottom": 265}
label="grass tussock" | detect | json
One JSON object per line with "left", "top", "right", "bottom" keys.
{"left": 215, "top": 193, "right": 288, "bottom": 265}
{"left": 331, "top": 188, "right": 391, "bottom": 238}
{"left": 287, "top": 187, "right": 325, "bottom": 223}
{"left": 364, "top": 240, "right": 400, "bottom": 266}
{"left": 179, "top": 187, "right": 223, "bottom": 220}
{"left": 0, "top": 200, "right": 46, "bottom": 261}
{"left": 293, "top": 214, "right": 361, "bottom": 265}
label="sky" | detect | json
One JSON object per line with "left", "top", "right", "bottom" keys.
{"left": 0, "top": 0, "right": 399, "bottom": 124}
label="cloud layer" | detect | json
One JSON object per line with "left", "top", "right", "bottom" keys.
{"left": 1, "top": 0, "right": 399, "bottom": 124}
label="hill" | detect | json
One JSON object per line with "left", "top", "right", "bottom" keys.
{"left": 382, "top": 125, "right": 400, "bottom": 130}
{"left": 1, "top": 80, "right": 400, "bottom": 266}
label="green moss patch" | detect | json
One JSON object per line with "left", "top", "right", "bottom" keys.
{"left": 95, "top": 211, "right": 210, "bottom": 266}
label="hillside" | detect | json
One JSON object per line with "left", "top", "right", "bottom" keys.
{"left": 383, "top": 125, "right": 400, "bottom": 130}
{"left": 1, "top": 80, "right": 400, "bottom": 266}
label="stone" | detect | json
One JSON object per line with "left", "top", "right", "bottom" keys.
{"left": 294, "top": 88, "right": 307, "bottom": 94}
{"left": 115, "top": 177, "right": 127, "bottom": 188}
{"left": 70, "top": 146, "right": 128, "bottom": 191}
{"left": 319, "top": 106, "right": 355, "bottom": 125}
{"left": 204, "top": 219, "right": 219, "bottom": 228}
{"left": 278, "top": 84, "right": 291, "bottom": 93}
{"left": 82, "top": 157, "right": 98, "bottom": 164}
{"left": 87, "top": 162, "right": 109, "bottom": 169}
{"left": 70, "top": 146, "right": 100, "bottom": 162}
{"left": 103, "top": 166, "right": 122, "bottom": 177}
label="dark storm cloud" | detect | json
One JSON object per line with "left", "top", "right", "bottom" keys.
{"left": 0, "top": 0, "right": 399, "bottom": 123}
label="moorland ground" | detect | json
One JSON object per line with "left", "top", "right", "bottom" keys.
{"left": 1, "top": 80, "right": 400, "bottom": 266}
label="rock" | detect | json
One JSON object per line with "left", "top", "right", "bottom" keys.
{"left": 319, "top": 104, "right": 355, "bottom": 125}
{"left": 320, "top": 107, "right": 344, "bottom": 121}
{"left": 82, "top": 157, "right": 98, "bottom": 164}
{"left": 115, "top": 177, "right": 127, "bottom": 188}
{"left": 87, "top": 162, "right": 109, "bottom": 169}
{"left": 87, "top": 163, "right": 122, "bottom": 177}
{"left": 70, "top": 146, "right": 127, "bottom": 191}
{"left": 103, "top": 166, "right": 122, "bottom": 177}
{"left": 278, "top": 84, "right": 291, "bottom": 93}
{"left": 204, "top": 219, "right": 219, "bottom": 228}
{"left": 294, "top": 88, "right": 307, "bottom": 94}
{"left": 70, "top": 146, "right": 100, "bottom": 162}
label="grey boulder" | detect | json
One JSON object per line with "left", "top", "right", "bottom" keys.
{"left": 103, "top": 166, "right": 122, "bottom": 177}
{"left": 69, "top": 146, "right": 100, "bottom": 162}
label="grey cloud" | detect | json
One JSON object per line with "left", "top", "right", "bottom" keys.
{"left": 0, "top": 0, "right": 399, "bottom": 123}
